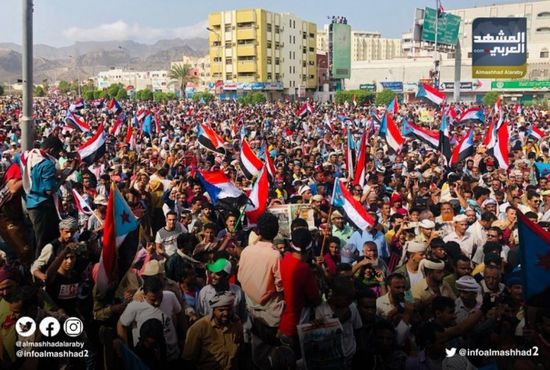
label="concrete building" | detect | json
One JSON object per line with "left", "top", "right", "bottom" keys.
{"left": 96, "top": 69, "right": 172, "bottom": 92}
{"left": 317, "top": 26, "right": 402, "bottom": 61}
{"left": 170, "top": 55, "right": 211, "bottom": 91}
{"left": 402, "top": 0, "right": 550, "bottom": 62}
{"left": 348, "top": 0, "right": 550, "bottom": 103}
{"left": 207, "top": 8, "right": 317, "bottom": 97}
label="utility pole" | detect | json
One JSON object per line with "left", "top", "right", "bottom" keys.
{"left": 433, "top": 1, "right": 440, "bottom": 89}
{"left": 453, "top": 40, "right": 461, "bottom": 102}
{"left": 21, "top": 0, "right": 34, "bottom": 151}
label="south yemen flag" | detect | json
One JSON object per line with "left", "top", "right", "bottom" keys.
{"left": 331, "top": 178, "right": 374, "bottom": 230}
{"left": 518, "top": 210, "right": 550, "bottom": 307}
{"left": 78, "top": 124, "right": 107, "bottom": 165}
{"left": 97, "top": 185, "right": 139, "bottom": 295}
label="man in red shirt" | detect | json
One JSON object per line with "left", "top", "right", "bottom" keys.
{"left": 0, "top": 160, "right": 33, "bottom": 264}
{"left": 279, "top": 227, "right": 322, "bottom": 354}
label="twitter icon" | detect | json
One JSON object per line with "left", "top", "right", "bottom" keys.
{"left": 445, "top": 348, "right": 457, "bottom": 357}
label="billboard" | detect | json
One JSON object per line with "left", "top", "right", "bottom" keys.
{"left": 472, "top": 18, "right": 527, "bottom": 79}
{"left": 421, "top": 7, "right": 461, "bottom": 45}
{"left": 330, "top": 23, "right": 351, "bottom": 79}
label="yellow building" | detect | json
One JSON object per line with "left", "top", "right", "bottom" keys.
{"left": 208, "top": 9, "right": 317, "bottom": 95}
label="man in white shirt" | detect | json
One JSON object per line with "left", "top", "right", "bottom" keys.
{"left": 155, "top": 211, "right": 184, "bottom": 256}
{"left": 444, "top": 214, "right": 477, "bottom": 259}
{"left": 117, "top": 276, "right": 181, "bottom": 362}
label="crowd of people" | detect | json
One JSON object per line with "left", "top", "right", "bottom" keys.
{"left": 0, "top": 93, "right": 549, "bottom": 370}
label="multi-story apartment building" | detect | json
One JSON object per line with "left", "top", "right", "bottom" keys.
{"left": 207, "top": 8, "right": 317, "bottom": 96}
{"left": 96, "top": 69, "right": 171, "bottom": 92}
{"left": 317, "top": 26, "right": 402, "bottom": 61}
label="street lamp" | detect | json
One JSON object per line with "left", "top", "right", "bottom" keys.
{"left": 69, "top": 54, "right": 81, "bottom": 97}
{"left": 206, "top": 27, "right": 222, "bottom": 82}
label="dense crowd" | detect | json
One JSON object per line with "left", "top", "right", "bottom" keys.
{"left": 0, "top": 94, "right": 549, "bottom": 370}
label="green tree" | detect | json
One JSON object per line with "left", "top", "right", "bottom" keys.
{"left": 334, "top": 90, "right": 375, "bottom": 105}
{"left": 153, "top": 91, "right": 168, "bottom": 102}
{"left": 375, "top": 89, "right": 396, "bottom": 106}
{"left": 107, "top": 83, "right": 124, "bottom": 98}
{"left": 166, "top": 92, "right": 177, "bottom": 100}
{"left": 34, "top": 86, "right": 46, "bottom": 97}
{"left": 168, "top": 64, "right": 197, "bottom": 98}
{"left": 58, "top": 80, "right": 72, "bottom": 94}
{"left": 483, "top": 91, "right": 500, "bottom": 107}
{"left": 83, "top": 90, "right": 96, "bottom": 101}
{"left": 136, "top": 89, "right": 153, "bottom": 101}
{"left": 115, "top": 88, "right": 128, "bottom": 101}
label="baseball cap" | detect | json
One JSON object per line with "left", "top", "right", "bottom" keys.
{"left": 207, "top": 258, "right": 232, "bottom": 275}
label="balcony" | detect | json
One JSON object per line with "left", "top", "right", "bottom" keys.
{"left": 237, "top": 27, "right": 256, "bottom": 40}
{"left": 237, "top": 45, "right": 256, "bottom": 56}
{"left": 210, "top": 63, "right": 223, "bottom": 73}
{"left": 237, "top": 61, "right": 257, "bottom": 73}
{"left": 236, "top": 10, "right": 256, "bottom": 23}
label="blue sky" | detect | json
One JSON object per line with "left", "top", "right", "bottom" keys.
{"left": 1, "top": 0, "right": 513, "bottom": 46}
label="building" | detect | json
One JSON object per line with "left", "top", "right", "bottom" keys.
{"left": 348, "top": 0, "right": 550, "bottom": 103}
{"left": 402, "top": 0, "right": 550, "bottom": 62}
{"left": 170, "top": 55, "right": 211, "bottom": 91}
{"left": 96, "top": 69, "right": 172, "bottom": 92}
{"left": 317, "top": 26, "right": 402, "bottom": 61}
{"left": 207, "top": 8, "right": 317, "bottom": 97}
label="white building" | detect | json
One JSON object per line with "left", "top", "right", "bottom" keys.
{"left": 170, "top": 55, "right": 211, "bottom": 91}
{"left": 348, "top": 0, "right": 550, "bottom": 102}
{"left": 96, "top": 69, "right": 172, "bottom": 92}
{"left": 317, "top": 25, "right": 402, "bottom": 61}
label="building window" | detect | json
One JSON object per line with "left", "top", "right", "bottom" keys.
{"left": 536, "top": 27, "right": 550, "bottom": 33}
{"left": 275, "top": 58, "right": 280, "bottom": 65}
{"left": 537, "top": 12, "right": 550, "bottom": 18}
{"left": 225, "top": 41, "right": 232, "bottom": 48}
{"left": 267, "top": 72, "right": 272, "bottom": 80}
{"left": 267, "top": 41, "right": 272, "bottom": 48}
{"left": 275, "top": 25, "right": 280, "bottom": 33}
{"left": 289, "top": 35, "right": 292, "bottom": 43}
{"left": 541, "top": 49, "right": 549, "bottom": 58}
{"left": 267, "top": 56, "right": 272, "bottom": 64}
{"left": 289, "top": 19, "right": 292, "bottom": 27}
{"left": 309, "top": 47, "right": 314, "bottom": 52}
{"left": 303, "top": 61, "right": 307, "bottom": 67}
{"left": 289, "top": 66, "right": 292, "bottom": 74}
{"left": 224, "top": 23, "right": 231, "bottom": 30}
{"left": 303, "top": 32, "right": 307, "bottom": 39}
{"left": 468, "top": 52, "right": 472, "bottom": 58}
{"left": 225, "top": 58, "right": 232, "bottom": 64}
{"left": 303, "top": 47, "right": 307, "bottom": 53}
{"left": 213, "top": 57, "right": 222, "bottom": 63}
{"left": 267, "top": 23, "right": 272, "bottom": 32}
{"left": 226, "top": 73, "right": 232, "bottom": 80}
{"left": 275, "top": 42, "right": 280, "bottom": 49}
{"left": 309, "top": 33, "right": 314, "bottom": 38}
{"left": 275, "top": 73, "right": 280, "bottom": 80}
{"left": 213, "top": 41, "right": 221, "bottom": 47}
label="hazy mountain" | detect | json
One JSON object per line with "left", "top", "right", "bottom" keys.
{"left": 0, "top": 37, "right": 208, "bottom": 83}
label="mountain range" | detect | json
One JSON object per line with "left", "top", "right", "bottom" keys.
{"left": 0, "top": 37, "right": 209, "bottom": 84}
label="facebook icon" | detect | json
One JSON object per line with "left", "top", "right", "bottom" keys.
{"left": 39, "top": 317, "right": 60, "bottom": 337}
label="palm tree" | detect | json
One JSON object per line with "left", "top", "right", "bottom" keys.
{"left": 168, "top": 64, "right": 197, "bottom": 98}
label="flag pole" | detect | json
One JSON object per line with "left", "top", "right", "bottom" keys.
{"left": 320, "top": 178, "right": 339, "bottom": 257}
